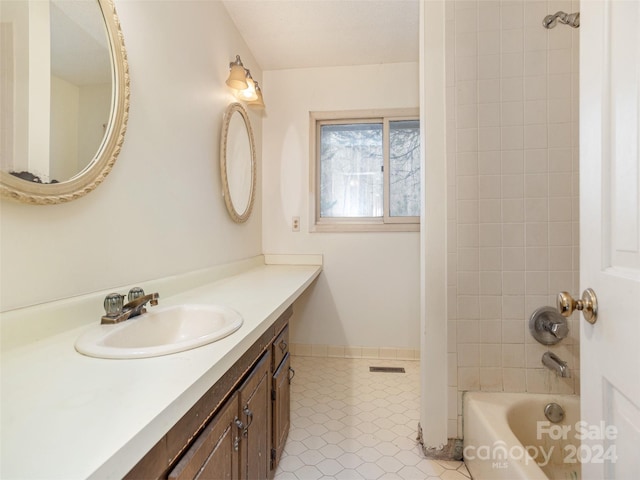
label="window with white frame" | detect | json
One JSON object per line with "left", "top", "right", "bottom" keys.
{"left": 310, "top": 109, "right": 420, "bottom": 232}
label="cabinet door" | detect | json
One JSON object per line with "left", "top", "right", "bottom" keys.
{"left": 168, "top": 392, "right": 240, "bottom": 480}
{"left": 271, "top": 353, "right": 290, "bottom": 472}
{"left": 238, "top": 351, "right": 270, "bottom": 480}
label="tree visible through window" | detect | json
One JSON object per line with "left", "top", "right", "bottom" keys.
{"left": 313, "top": 111, "right": 420, "bottom": 231}
{"left": 320, "top": 122, "right": 383, "bottom": 218}
{"left": 389, "top": 120, "right": 421, "bottom": 218}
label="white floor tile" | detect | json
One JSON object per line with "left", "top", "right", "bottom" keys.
{"left": 274, "top": 356, "right": 467, "bottom": 480}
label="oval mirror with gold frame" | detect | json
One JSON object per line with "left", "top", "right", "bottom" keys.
{"left": 0, "top": 0, "right": 129, "bottom": 205}
{"left": 220, "top": 103, "right": 256, "bottom": 223}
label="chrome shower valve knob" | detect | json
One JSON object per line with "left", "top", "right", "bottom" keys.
{"left": 557, "top": 288, "right": 598, "bottom": 324}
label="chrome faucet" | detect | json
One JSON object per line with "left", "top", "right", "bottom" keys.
{"left": 542, "top": 351, "right": 570, "bottom": 378}
{"left": 101, "top": 288, "right": 159, "bottom": 324}
{"left": 541, "top": 316, "right": 569, "bottom": 340}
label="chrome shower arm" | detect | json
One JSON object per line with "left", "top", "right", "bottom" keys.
{"left": 543, "top": 11, "right": 580, "bottom": 29}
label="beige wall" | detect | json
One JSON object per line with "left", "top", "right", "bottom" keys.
{"left": 446, "top": 0, "right": 580, "bottom": 436}
{"left": 262, "top": 63, "right": 421, "bottom": 352}
{"left": 1, "top": 1, "right": 262, "bottom": 311}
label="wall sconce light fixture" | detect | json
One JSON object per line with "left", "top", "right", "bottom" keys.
{"left": 225, "top": 55, "right": 265, "bottom": 109}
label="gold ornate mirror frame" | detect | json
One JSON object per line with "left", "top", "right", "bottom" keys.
{"left": 0, "top": 0, "right": 129, "bottom": 205}
{"left": 220, "top": 103, "right": 256, "bottom": 223}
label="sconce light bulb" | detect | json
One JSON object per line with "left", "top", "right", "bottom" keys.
{"left": 236, "top": 74, "right": 258, "bottom": 102}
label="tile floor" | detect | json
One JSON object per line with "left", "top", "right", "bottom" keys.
{"left": 274, "top": 356, "right": 470, "bottom": 480}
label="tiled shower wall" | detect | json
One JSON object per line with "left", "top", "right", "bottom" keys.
{"left": 445, "top": 0, "right": 580, "bottom": 437}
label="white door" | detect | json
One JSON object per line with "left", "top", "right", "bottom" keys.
{"left": 581, "top": 1, "right": 640, "bottom": 479}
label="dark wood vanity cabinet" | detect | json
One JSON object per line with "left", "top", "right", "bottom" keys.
{"left": 270, "top": 326, "right": 291, "bottom": 472}
{"left": 124, "top": 307, "right": 293, "bottom": 480}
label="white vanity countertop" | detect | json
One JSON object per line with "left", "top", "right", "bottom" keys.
{"left": 0, "top": 263, "right": 321, "bottom": 480}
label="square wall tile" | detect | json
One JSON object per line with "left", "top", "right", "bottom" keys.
{"left": 480, "top": 320, "right": 502, "bottom": 344}
{"left": 479, "top": 79, "right": 502, "bottom": 103}
{"left": 526, "top": 222, "right": 548, "bottom": 246}
{"left": 524, "top": 50, "right": 547, "bottom": 76}
{"left": 501, "top": 126, "right": 524, "bottom": 150}
{"left": 479, "top": 175, "right": 501, "bottom": 199}
{"left": 480, "top": 367, "right": 503, "bottom": 391}
{"left": 479, "top": 103, "right": 501, "bottom": 126}
{"left": 524, "top": 148, "right": 548, "bottom": 173}
{"left": 502, "top": 271, "right": 525, "bottom": 294}
{"left": 458, "top": 343, "right": 481, "bottom": 367}
{"left": 525, "top": 174, "right": 548, "bottom": 198}
{"left": 503, "top": 368, "right": 527, "bottom": 391}
{"left": 503, "top": 247, "right": 525, "bottom": 270}
{"left": 479, "top": 247, "right": 502, "bottom": 270}
{"left": 525, "top": 197, "right": 549, "bottom": 222}
{"left": 480, "top": 223, "right": 503, "bottom": 246}
{"left": 502, "top": 320, "right": 525, "bottom": 344}
{"left": 480, "top": 271, "right": 502, "bottom": 295}
{"left": 501, "top": 29, "right": 524, "bottom": 54}
{"left": 503, "top": 223, "right": 525, "bottom": 246}
{"left": 502, "top": 174, "right": 525, "bottom": 198}
{"left": 478, "top": 151, "right": 502, "bottom": 174}
{"left": 526, "top": 247, "right": 549, "bottom": 271}
{"left": 502, "top": 101, "right": 524, "bottom": 126}
{"left": 457, "top": 319, "right": 481, "bottom": 343}
{"left": 457, "top": 104, "right": 479, "bottom": 129}
{"left": 458, "top": 367, "right": 480, "bottom": 390}
{"left": 502, "top": 343, "right": 525, "bottom": 368}
{"left": 502, "top": 149, "right": 525, "bottom": 174}
{"left": 503, "top": 199, "right": 525, "bottom": 223}
{"left": 457, "top": 152, "right": 479, "bottom": 175}
{"left": 480, "top": 295, "right": 502, "bottom": 318}
{"left": 479, "top": 55, "right": 501, "bottom": 80}
{"left": 458, "top": 200, "right": 479, "bottom": 223}
{"left": 478, "top": 30, "right": 501, "bottom": 55}
{"left": 502, "top": 77, "right": 524, "bottom": 102}
{"left": 479, "top": 199, "right": 502, "bottom": 223}
{"left": 502, "top": 53, "right": 524, "bottom": 78}
{"left": 458, "top": 247, "right": 479, "bottom": 271}
{"left": 502, "top": 295, "right": 525, "bottom": 319}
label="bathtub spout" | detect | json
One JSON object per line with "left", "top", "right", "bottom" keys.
{"left": 542, "top": 351, "right": 570, "bottom": 377}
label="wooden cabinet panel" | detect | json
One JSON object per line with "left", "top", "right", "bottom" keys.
{"left": 271, "top": 326, "right": 289, "bottom": 372}
{"left": 168, "top": 393, "right": 239, "bottom": 480}
{"left": 271, "top": 353, "right": 290, "bottom": 472}
{"left": 238, "top": 351, "right": 270, "bottom": 480}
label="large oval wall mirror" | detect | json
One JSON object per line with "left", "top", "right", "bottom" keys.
{"left": 220, "top": 103, "right": 256, "bottom": 223}
{"left": 0, "top": 0, "right": 129, "bottom": 205}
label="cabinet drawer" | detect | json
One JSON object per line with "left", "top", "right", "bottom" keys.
{"left": 272, "top": 325, "right": 289, "bottom": 370}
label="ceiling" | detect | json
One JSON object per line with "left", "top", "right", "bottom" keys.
{"left": 221, "top": 0, "right": 420, "bottom": 71}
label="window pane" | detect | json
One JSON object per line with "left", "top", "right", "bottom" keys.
{"left": 389, "top": 120, "right": 420, "bottom": 217}
{"left": 320, "top": 123, "right": 383, "bottom": 218}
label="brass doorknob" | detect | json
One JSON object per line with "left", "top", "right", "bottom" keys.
{"left": 557, "top": 288, "right": 598, "bottom": 324}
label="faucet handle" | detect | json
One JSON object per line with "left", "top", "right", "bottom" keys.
{"left": 104, "top": 293, "right": 125, "bottom": 317}
{"left": 128, "top": 287, "right": 145, "bottom": 302}
{"left": 545, "top": 318, "right": 569, "bottom": 339}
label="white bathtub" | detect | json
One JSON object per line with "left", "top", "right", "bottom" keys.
{"left": 463, "top": 392, "right": 581, "bottom": 480}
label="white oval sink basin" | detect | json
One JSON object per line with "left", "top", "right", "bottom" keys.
{"left": 75, "top": 304, "right": 243, "bottom": 359}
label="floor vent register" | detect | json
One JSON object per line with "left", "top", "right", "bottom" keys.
{"left": 369, "top": 366, "right": 406, "bottom": 373}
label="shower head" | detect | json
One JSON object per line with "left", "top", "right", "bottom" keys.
{"left": 543, "top": 11, "right": 580, "bottom": 29}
